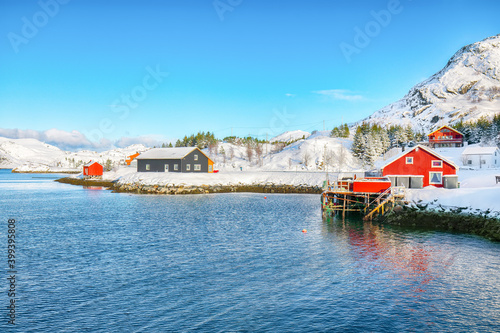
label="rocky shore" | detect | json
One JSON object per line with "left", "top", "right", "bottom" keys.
{"left": 112, "top": 182, "right": 323, "bottom": 194}
{"left": 55, "top": 177, "right": 115, "bottom": 188}
{"left": 379, "top": 205, "right": 500, "bottom": 242}
{"left": 55, "top": 177, "right": 323, "bottom": 194}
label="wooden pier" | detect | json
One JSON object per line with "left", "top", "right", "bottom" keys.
{"left": 321, "top": 177, "right": 405, "bottom": 221}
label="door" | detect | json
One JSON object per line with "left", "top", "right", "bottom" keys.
{"left": 164, "top": 164, "right": 169, "bottom": 172}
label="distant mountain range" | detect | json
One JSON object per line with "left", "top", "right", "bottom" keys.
{"left": 360, "top": 34, "right": 500, "bottom": 132}
{"left": 0, "top": 137, "right": 148, "bottom": 171}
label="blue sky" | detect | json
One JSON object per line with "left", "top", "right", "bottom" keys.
{"left": 0, "top": 0, "right": 499, "bottom": 149}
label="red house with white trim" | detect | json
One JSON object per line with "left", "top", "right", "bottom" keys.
{"left": 382, "top": 145, "right": 458, "bottom": 188}
{"left": 83, "top": 161, "right": 103, "bottom": 179}
{"left": 427, "top": 125, "right": 464, "bottom": 148}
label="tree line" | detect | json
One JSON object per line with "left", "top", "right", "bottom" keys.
{"left": 351, "top": 123, "right": 425, "bottom": 167}
{"left": 452, "top": 114, "right": 500, "bottom": 146}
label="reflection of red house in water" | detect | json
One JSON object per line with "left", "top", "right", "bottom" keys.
{"left": 346, "top": 224, "right": 433, "bottom": 293}
{"left": 427, "top": 125, "right": 464, "bottom": 148}
{"left": 83, "top": 161, "right": 103, "bottom": 179}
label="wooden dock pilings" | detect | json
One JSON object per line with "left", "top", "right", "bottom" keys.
{"left": 321, "top": 184, "right": 405, "bottom": 221}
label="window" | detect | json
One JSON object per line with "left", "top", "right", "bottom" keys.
{"left": 429, "top": 172, "right": 442, "bottom": 185}
{"left": 208, "top": 165, "right": 213, "bottom": 172}
{"left": 194, "top": 154, "right": 198, "bottom": 161}
{"left": 194, "top": 164, "right": 201, "bottom": 171}
{"left": 406, "top": 157, "right": 413, "bottom": 164}
{"left": 432, "top": 160, "right": 442, "bottom": 168}
{"left": 164, "top": 164, "right": 169, "bottom": 172}
{"left": 186, "top": 164, "right": 190, "bottom": 171}
{"left": 174, "top": 164, "right": 178, "bottom": 171}
{"left": 145, "top": 164, "right": 150, "bottom": 171}
{"left": 468, "top": 160, "right": 472, "bottom": 165}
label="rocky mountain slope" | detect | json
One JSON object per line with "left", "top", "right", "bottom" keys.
{"left": 362, "top": 34, "right": 500, "bottom": 132}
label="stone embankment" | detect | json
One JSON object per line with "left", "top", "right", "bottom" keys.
{"left": 112, "top": 182, "right": 323, "bottom": 194}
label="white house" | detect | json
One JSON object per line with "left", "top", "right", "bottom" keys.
{"left": 461, "top": 146, "right": 500, "bottom": 168}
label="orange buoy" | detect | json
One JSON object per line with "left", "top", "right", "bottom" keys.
{"left": 264, "top": 196, "right": 267, "bottom": 199}
{"left": 302, "top": 229, "right": 307, "bottom": 233}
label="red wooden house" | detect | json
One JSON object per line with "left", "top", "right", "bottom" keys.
{"left": 427, "top": 125, "right": 464, "bottom": 148}
{"left": 83, "top": 161, "right": 103, "bottom": 179}
{"left": 382, "top": 145, "right": 458, "bottom": 188}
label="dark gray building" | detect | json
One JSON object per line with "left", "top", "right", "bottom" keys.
{"left": 136, "top": 147, "right": 214, "bottom": 173}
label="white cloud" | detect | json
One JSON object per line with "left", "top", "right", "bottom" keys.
{"left": 313, "top": 89, "right": 363, "bottom": 101}
{"left": 285, "top": 93, "right": 295, "bottom": 97}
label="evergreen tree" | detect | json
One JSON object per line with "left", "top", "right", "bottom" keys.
{"left": 351, "top": 126, "right": 365, "bottom": 160}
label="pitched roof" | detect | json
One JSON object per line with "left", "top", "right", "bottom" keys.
{"left": 84, "top": 161, "right": 101, "bottom": 167}
{"left": 136, "top": 147, "right": 213, "bottom": 162}
{"left": 381, "top": 144, "right": 458, "bottom": 170}
{"left": 427, "top": 125, "right": 464, "bottom": 137}
{"left": 462, "top": 146, "right": 499, "bottom": 155}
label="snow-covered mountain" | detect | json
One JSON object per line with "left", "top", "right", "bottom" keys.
{"left": 361, "top": 34, "right": 500, "bottom": 132}
{"left": 0, "top": 137, "right": 148, "bottom": 171}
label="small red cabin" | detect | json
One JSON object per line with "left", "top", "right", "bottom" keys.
{"left": 352, "top": 177, "right": 392, "bottom": 193}
{"left": 382, "top": 145, "right": 458, "bottom": 188}
{"left": 427, "top": 125, "right": 464, "bottom": 148}
{"left": 83, "top": 161, "right": 103, "bottom": 179}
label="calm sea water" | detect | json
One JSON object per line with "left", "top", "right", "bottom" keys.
{"left": 0, "top": 170, "right": 499, "bottom": 332}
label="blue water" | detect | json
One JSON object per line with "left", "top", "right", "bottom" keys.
{"left": 0, "top": 170, "right": 499, "bottom": 332}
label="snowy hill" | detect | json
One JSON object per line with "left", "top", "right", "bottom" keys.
{"left": 270, "top": 130, "right": 310, "bottom": 143}
{"left": 361, "top": 34, "right": 500, "bottom": 132}
{"left": 0, "top": 137, "right": 148, "bottom": 172}
{"left": 208, "top": 131, "right": 359, "bottom": 172}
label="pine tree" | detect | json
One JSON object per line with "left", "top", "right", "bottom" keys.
{"left": 351, "top": 126, "right": 365, "bottom": 160}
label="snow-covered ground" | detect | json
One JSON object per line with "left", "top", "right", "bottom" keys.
{"left": 108, "top": 168, "right": 331, "bottom": 187}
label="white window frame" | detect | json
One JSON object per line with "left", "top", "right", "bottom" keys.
{"left": 174, "top": 164, "right": 178, "bottom": 171}
{"left": 429, "top": 172, "right": 443, "bottom": 185}
{"left": 431, "top": 160, "right": 442, "bottom": 168}
{"left": 406, "top": 157, "right": 413, "bottom": 164}
{"left": 186, "top": 164, "right": 190, "bottom": 171}
{"left": 194, "top": 154, "right": 198, "bottom": 161}
{"left": 145, "top": 164, "right": 150, "bottom": 171}
{"left": 194, "top": 164, "right": 201, "bottom": 171}
{"left": 164, "top": 164, "right": 169, "bottom": 172}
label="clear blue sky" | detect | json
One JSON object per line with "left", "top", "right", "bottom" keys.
{"left": 0, "top": 0, "right": 499, "bottom": 149}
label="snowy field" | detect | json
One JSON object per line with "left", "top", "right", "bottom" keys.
{"left": 109, "top": 168, "right": 331, "bottom": 187}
